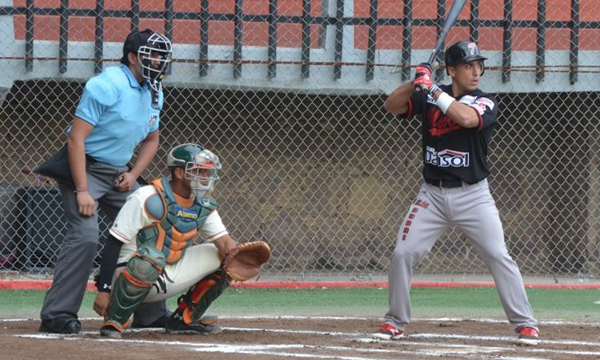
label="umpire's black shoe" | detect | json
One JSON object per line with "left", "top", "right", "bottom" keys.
{"left": 165, "top": 313, "right": 221, "bottom": 335}
{"left": 39, "top": 318, "right": 81, "bottom": 334}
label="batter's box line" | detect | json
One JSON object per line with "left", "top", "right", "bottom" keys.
{"left": 14, "top": 328, "right": 600, "bottom": 360}
{"left": 14, "top": 334, "right": 551, "bottom": 360}
{"left": 14, "top": 325, "right": 600, "bottom": 349}
{"left": 3, "top": 316, "right": 600, "bottom": 327}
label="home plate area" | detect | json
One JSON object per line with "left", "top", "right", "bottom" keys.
{"left": 6, "top": 316, "right": 600, "bottom": 360}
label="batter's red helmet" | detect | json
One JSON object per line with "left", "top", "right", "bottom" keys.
{"left": 445, "top": 41, "right": 487, "bottom": 75}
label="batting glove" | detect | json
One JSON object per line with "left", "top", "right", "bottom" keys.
{"left": 414, "top": 62, "right": 433, "bottom": 79}
{"left": 413, "top": 63, "right": 434, "bottom": 93}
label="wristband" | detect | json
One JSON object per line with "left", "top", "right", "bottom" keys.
{"left": 428, "top": 84, "right": 442, "bottom": 95}
{"left": 74, "top": 189, "right": 88, "bottom": 194}
{"left": 436, "top": 92, "right": 455, "bottom": 114}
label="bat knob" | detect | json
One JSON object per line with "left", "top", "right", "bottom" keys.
{"left": 414, "top": 84, "right": 428, "bottom": 93}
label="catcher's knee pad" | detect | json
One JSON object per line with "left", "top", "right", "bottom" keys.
{"left": 105, "top": 247, "right": 166, "bottom": 329}
{"left": 175, "top": 271, "right": 230, "bottom": 324}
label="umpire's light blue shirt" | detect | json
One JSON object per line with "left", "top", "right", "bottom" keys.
{"left": 70, "top": 64, "right": 162, "bottom": 167}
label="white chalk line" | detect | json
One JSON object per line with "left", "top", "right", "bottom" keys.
{"left": 10, "top": 321, "right": 600, "bottom": 348}
{"left": 361, "top": 337, "right": 600, "bottom": 357}
{"left": 3, "top": 315, "right": 600, "bottom": 327}
{"left": 214, "top": 326, "right": 600, "bottom": 349}
{"left": 16, "top": 334, "right": 547, "bottom": 360}
{"left": 14, "top": 324, "right": 600, "bottom": 359}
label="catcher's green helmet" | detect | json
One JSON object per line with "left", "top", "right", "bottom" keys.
{"left": 167, "top": 143, "right": 221, "bottom": 198}
{"left": 167, "top": 143, "right": 205, "bottom": 169}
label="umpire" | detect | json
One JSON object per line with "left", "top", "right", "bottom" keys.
{"left": 37, "top": 29, "right": 172, "bottom": 334}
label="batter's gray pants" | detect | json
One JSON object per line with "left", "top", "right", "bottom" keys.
{"left": 40, "top": 161, "right": 166, "bottom": 326}
{"left": 384, "top": 179, "right": 538, "bottom": 332}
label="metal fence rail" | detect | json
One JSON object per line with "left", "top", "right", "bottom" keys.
{"left": 0, "top": 0, "right": 599, "bottom": 281}
{"left": 1, "top": 0, "right": 597, "bottom": 82}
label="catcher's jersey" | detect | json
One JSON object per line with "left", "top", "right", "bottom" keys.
{"left": 404, "top": 85, "right": 499, "bottom": 184}
{"left": 109, "top": 185, "right": 228, "bottom": 245}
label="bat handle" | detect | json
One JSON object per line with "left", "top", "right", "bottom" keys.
{"left": 414, "top": 83, "right": 428, "bottom": 93}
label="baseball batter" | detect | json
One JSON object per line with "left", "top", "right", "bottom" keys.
{"left": 372, "top": 41, "right": 539, "bottom": 345}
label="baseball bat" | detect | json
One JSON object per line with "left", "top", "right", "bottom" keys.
{"left": 415, "top": 0, "right": 468, "bottom": 92}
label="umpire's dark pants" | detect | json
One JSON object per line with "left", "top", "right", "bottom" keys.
{"left": 40, "top": 161, "right": 166, "bottom": 326}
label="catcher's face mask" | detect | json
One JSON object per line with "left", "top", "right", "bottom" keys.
{"left": 137, "top": 33, "right": 172, "bottom": 92}
{"left": 185, "top": 150, "right": 221, "bottom": 199}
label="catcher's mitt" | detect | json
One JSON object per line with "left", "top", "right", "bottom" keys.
{"left": 223, "top": 241, "right": 271, "bottom": 281}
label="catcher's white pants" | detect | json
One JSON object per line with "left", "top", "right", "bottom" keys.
{"left": 116, "top": 243, "right": 222, "bottom": 303}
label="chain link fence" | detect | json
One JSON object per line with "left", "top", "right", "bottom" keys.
{"left": 0, "top": 0, "right": 599, "bottom": 282}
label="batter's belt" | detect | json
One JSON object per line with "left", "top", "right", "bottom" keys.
{"left": 425, "top": 178, "right": 464, "bottom": 188}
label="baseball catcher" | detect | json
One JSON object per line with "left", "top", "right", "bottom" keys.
{"left": 93, "top": 143, "right": 270, "bottom": 338}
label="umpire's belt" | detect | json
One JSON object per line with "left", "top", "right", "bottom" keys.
{"left": 425, "top": 178, "right": 463, "bottom": 188}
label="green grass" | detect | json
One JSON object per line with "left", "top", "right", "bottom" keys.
{"left": 2, "top": 287, "right": 599, "bottom": 321}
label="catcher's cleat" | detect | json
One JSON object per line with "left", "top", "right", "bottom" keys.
{"left": 100, "top": 324, "right": 123, "bottom": 339}
{"left": 39, "top": 318, "right": 81, "bottom": 334}
{"left": 198, "top": 315, "right": 218, "bottom": 326}
{"left": 166, "top": 313, "right": 221, "bottom": 335}
{"left": 517, "top": 326, "right": 539, "bottom": 346}
{"left": 131, "top": 311, "right": 172, "bottom": 329}
{"left": 132, "top": 312, "right": 217, "bottom": 328}
{"left": 372, "top": 323, "right": 404, "bottom": 340}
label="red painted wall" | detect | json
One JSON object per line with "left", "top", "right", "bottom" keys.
{"left": 10, "top": 0, "right": 600, "bottom": 50}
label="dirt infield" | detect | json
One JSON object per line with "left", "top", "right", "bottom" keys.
{"left": 2, "top": 316, "right": 599, "bottom": 360}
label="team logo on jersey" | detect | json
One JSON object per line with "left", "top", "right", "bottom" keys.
{"left": 427, "top": 108, "right": 461, "bottom": 136}
{"left": 468, "top": 97, "right": 495, "bottom": 115}
{"left": 148, "top": 114, "right": 158, "bottom": 127}
{"left": 175, "top": 206, "right": 198, "bottom": 221}
{"left": 425, "top": 146, "right": 470, "bottom": 168}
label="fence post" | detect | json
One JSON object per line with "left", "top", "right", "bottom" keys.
{"left": 570, "top": 0, "right": 579, "bottom": 85}
{"left": 401, "top": 0, "right": 413, "bottom": 81}
{"left": 536, "top": 0, "right": 546, "bottom": 83}
{"left": 502, "top": 0, "right": 512, "bottom": 83}
{"left": 94, "top": 0, "right": 104, "bottom": 74}
{"left": 365, "top": 0, "right": 377, "bottom": 81}
{"left": 58, "top": 0, "right": 68, "bottom": 74}
{"left": 268, "top": 0, "right": 277, "bottom": 79}
{"left": 25, "top": 0, "right": 33, "bottom": 72}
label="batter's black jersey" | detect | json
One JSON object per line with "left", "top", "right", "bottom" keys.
{"left": 403, "top": 84, "right": 499, "bottom": 184}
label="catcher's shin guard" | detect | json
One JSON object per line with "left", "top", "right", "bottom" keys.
{"left": 104, "top": 247, "right": 166, "bottom": 332}
{"left": 175, "top": 271, "right": 229, "bottom": 324}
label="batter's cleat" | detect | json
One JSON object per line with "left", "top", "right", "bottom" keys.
{"left": 372, "top": 323, "right": 404, "bottom": 340}
{"left": 517, "top": 326, "right": 539, "bottom": 346}
{"left": 100, "top": 325, "right": 122, "bottom": 339}
{"left": 39, "top": 318, "right": 81, "bottom": 334}
{"left": 165, "top": 313, "right": 222, "bottom": 335}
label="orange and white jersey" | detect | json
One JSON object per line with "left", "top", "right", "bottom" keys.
{"left": 109, "top": 185, "right": 228, "bottom": 263}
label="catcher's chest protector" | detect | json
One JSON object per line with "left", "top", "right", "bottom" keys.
{"left": 138, "top": 178, "right": 217, "bottom": 264}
